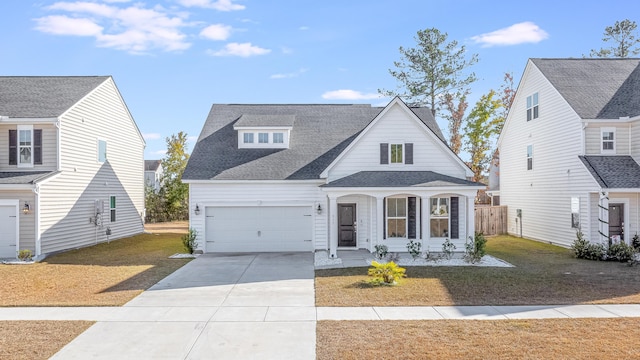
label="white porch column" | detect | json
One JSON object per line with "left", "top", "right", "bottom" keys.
{"left": 421, "top": 196, "right": 430, "bottom": 250}
{"left": 376, "top": 196, "right": 384, "bottom": 247}
{"left": 329, "top": 196, "right": 338, "bottom": 258}
{"left": 598, "top": 191, "right": 609, "bottom": 245}
{"left": 467, "top": 195, "right": 475, "bottom": 241}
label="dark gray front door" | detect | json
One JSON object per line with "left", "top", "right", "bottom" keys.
{"left": 609, "top": 203, "right": 624, "bottom": 241}
{"left": 338, "top": 204, "right": 356, "bottom": 247}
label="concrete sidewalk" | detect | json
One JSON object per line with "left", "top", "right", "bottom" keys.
{"left": 2, "top": 304, "right": 639, "bottom": 322}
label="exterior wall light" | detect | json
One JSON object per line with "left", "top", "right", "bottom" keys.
{"left": 316, "top": 204, "right": 322, "bottom": 215}
{"left": 194, "top": 204, "right": 201, "bottom": 215}
{"left": 23, "top": 202, "right": 30, "bottom": 215}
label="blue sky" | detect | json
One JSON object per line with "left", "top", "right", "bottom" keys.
{"left": 0, "top": 0, "right": 637, "bottom": 160}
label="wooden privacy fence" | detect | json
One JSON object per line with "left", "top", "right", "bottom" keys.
{"left": 474, "top": 205, "right": 507, "bottom": 236}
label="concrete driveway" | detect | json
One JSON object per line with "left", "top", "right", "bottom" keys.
{"left": 52, "top": 253, "right": 316, "bottom": 360}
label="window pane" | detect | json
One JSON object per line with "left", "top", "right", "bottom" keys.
{"left": 110, "top": 196, "right": 116, "bottom": 208}
{"left": 387, "top": 219, "right": 406, "bottom": 238}
{"left": 430, "top": 198, "right": 438, "bottom": 215}
{"left": 244, "top": 133, "right": 254, "bottom": 143}
{"left": 527, "top": 145, "right": 532, "bottom": 157}
{"left": 387, "top": 198, "right": 397, "bottom": 217}
{"left": 527, "top": 158, "right": 533, "bottom": 170}
{"left": 19, "top": 130, "right": 31, "bottom": 145}
{"left": 98, "top": 140, "right": 107, "bottom": 162}
{"left": 603, "top": 132, "right": 614, "bottom": 140}
{"left": 273, "top": 133, "right": 283, "bottom": 143}
{"left": 110, "top": 209, "right": 116, "bottom": 222}
{"left": 391, "top": 144, "right": 403, "bottom": 163}
{"left": 533, "top": 92, "right": 538, "bottom": 105}
{"left": 258, "top": 133, "right": 268, "bottom": 143}
{"left": 20, "top": 147, "right": 31, "bottom": 163}
{"left": 526, "top": 109, "right": 532, "bottom": 121}
{"left": 526, "top": 96, "right": 532, "bottom": 108}
{"left": 430, "top": 218, "right": 449, "bottom": 237}
{"left": 397, "top": 198, "right": 406, "bottom": 217}
{"left": 603, "top": 141, "right": 613, "bottom": 150}
{"left": 533, "top": 105, "right": 538, "bottom": 119}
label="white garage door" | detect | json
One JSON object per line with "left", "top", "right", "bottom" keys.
{"left": 205, "top": 206, "right": 313, "bottom": 252}
{"left": 0, "top": 205, "right": 17, "bottom": 258}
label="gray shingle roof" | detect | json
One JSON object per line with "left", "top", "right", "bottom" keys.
{"left": 0, "top": 171, "right": 58, "bottom": 185}
{"left": 321, "top": 171, "right": 484, "bottom": 188}
{"left": 145, "top": 160, "right": 161, "bottom": 171}
{"left": 235, "top": 114, "right": 295, "bottom": 127}
{"left": 183, "top": 103, "right": 446, "bottom": 181}
{"left": 0, "top": 76, "right": 110, "bottom": 118}
{"left": 531, "top": 58, "right": 640, "bottom": 119}
{"left": 579, "top": 155, "right": 640, "bottom": 188}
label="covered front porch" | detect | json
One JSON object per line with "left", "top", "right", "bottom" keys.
{"left": 321, "top": 171, "right": 484, "bottom": 258}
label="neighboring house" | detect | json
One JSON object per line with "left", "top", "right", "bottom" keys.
{"left": 183, "top": 97, "right": 484, "bottom": 258}
{"left": 144, "top": 160, "right": 163, "bottom": 192}
{"left": 0, "top": 76, "right": 145, "bottom": 259}
{"left": 498, "top": 58, "right": 640, "bottom": 248}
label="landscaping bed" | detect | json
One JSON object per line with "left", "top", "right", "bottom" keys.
{"left": 315, "top": 235, "right": 640, "bottom": 306}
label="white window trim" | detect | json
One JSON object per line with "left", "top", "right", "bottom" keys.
{"left": 601, "top": 127, "right": 616, "bottom": 154}
{"left": 527, "top": 145, "right": 533, "bottom": 170}
{"left": 386, "top": 196, "right": 408, "bottom": 238}
{"left": 97, "top": 138, "right": 107, "bottom": 163}
{"left": 526, "top": 92, "right": 539, "bottom": 121}
{"left": 430, "top": 197, "right": 450, "bottom": 238}
{"left": 389, "top": 143, "right": 404, "bottom": 164}
{"left": 17, "top": 125, "right": 33, "bottom": 168}
{"left": 237, "top": 129, "right": 290, "bottom": 149}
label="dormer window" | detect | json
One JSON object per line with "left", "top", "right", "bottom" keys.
{"left": 601, "top": 127, "right": 615, "bottom": 153}
{"left": 273, "top": 133, "right": 284, "bottom": 144}
{"left": 258, "top": 133, "right": 269, "bottom": 143}
{"left": 243, "top": 133, "right": 254, "bottom": 144}
{"left": 234, "top": 114, "right": 294, "bottom": 149}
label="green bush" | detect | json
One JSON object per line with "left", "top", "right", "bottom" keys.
{"left": 406, "top": 240, "right": 422, "bottom": 259}
{"left": 373, "top": 244, "right": 388, "bottom": 260}
{"left": 181, "top": 228, "right": 198, "bottom": 254}
{"left": 572, "top": 230, "right": 605, "bottom": 260}
{"left": 606, "top": 242, "right": 636, "bottom": 262}
{"left": 367, "top": 261, "right": 406, "bottom": 286}
{"left": 464, "top": 232, "right": 487, "bottom": 263}
{"left": 17, "top": 249, "right": 33, "bottom": 262}
{"left": 632, "top": 234, "right": 640, "bottom": 251}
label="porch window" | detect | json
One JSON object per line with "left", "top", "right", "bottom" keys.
{"left": 386, "top": 197, "right": 407, "bottom": 238}
{"left": 430, "top": 198, "right": 449, "bottom": 237}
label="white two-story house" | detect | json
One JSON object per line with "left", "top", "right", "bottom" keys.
{"left": 0, "top": 76, "right": 145, "bottom": 259}
{"left": 498, "top": 58, "right": 640, "bottom": 247}
{"left": 183, "top": 97, "right": 484, "bottom": 258}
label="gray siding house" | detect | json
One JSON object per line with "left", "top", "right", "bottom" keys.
{"left": 183, "top": 97, "right": 484, "bottom": 258}
{"left": 0, "top": 76, "right": 145, "bottom": 259}
{"left": 498, "top": 58, "right": 640, "bottom": 247}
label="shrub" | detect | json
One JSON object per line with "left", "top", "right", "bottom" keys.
{"left": 606, "top": 242, "right": 636, "bottom": 262}
{"left": 406, "top": 240, "right": 422, "bottom": 259}
{"left": 632, "top": 234, "right": 640, "bottom": 251}
{"left": 572, "top": 230, "right": 605, "bottom": 261}
{"left": 373, "top": 244, "right": 388, "bottom": 260}
{"left": 17, "top": 249, "right": 33, "bottom": 262}
{"left": 442, "top": 238, "right": 456, "bottom": 260}
{"left": 464, "top": 232, "right": 487, "bottom": 263}
{"left": 181, "top": 228, "right": 198, "bottom": 254}
{"left": 367, "top": 261, "right": 406, "bottom": 286}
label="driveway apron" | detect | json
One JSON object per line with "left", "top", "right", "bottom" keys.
{"left": 51, "top": 253, "right": 316, "bottom": 360}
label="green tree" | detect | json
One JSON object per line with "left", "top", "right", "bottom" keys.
{"left": 589, "top": 19, "right": 640, "bottom": 58}
{"left": 464, "top": 90, "right": 502, "bottom": 183}
{"left": 380, "top": 28, "right": 479, "bottom": 118}
{"left": 162, "top": 131, "right": 190, "bottom": 221}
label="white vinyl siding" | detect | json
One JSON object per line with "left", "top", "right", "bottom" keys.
{"left": 585, "top": 124, "right": 630, "bottom": 155}
{"left": 633, "top": 120, "right": 640, "bottom": 163}
{"left": 499, "top": 61, "right": 600, "bottom": 248}
{"left": 38, "top": 78, "right": 144, "bottom": 255}
{"left": 0, "top": 191, "right": 36, "bottom": 255}
{"left": 0, "top": 124, "right": 57, "bottom": 171}
{"left": 327, "top": 104, "right": 467, "bottom": 181}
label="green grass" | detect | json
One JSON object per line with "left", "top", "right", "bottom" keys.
{"left": 315, "top": 235, "right": 640, "bottom": 306}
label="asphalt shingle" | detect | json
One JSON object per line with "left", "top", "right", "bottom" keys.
{"left": 321, "top": 171, "right": 484, "bottom": 187}
{"left": 0, "top": 171, "right": 58, "bottom": 185}
{"left": 579, "top": 155, "right": 640, "bottom": 188}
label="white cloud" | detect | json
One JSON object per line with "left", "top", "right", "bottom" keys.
{"left": 207, "top": 42, "right": 270, "bottom": 57}
{"left": 34, "top": 15, "right": 103, "bottom": 36}
{"left": 322, "top": 89, "right": 381, "bottom": 100}
{"left": 153, "top": 149, "right": 167, "bottom": 155}
{"left": 200, "top": 24, "right": 232, "bottom": 41}
{"left": 270, "top": 68, "right": 307, "bottom": 79}
{"left": 143, "top": 133, "right": 162, "bottom": 140}
{"left": 34, "top": 1, "right": 192, "bottom": 54}
{"left": 471, "top": 21, "right": 549, "bottom": 47}
{"left": 177, "top": 0, "right": 245, "bottom": 11}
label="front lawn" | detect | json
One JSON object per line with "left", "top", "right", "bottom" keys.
{"left": 317, "top": 319, "right": 640, "bottom": 359}
{"left": 0, "top": 233, "right": 191, "bottom": 306}
{"left": 0, "top": 321, "right": 94, "bottom": 360}
{"left": 315, "top": 235, "right": 640, "bottom": 306}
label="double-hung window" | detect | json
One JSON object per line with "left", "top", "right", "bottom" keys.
{"left": 17, "top": 125, "right": 33, "bottom": 167}
{"left": 109, "top": 196, "right": 116, "bottom": 222}
{"left": 527, "top": 145, "right": 533, "bottom": 170}
{"left": 430, "top": 198, "right": 449, "bottom": 237}
{"left": 258, "top": 133, "right": 269, "bottom": 143}
{"left": 526, "top": 92, "right": 539, "bottom": 121}
{"left": 601, "top": 128, "right": 615, "bottom": 153}
{"left": 390, "top": 144, "right": 403, "bottom": 164}
{"left": 98, "top": 139, "right": 107, "bottom": 163}
{"left": 386, "top": 198, "right": 407, "bottom": 238}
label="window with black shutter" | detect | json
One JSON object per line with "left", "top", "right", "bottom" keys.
{"left": 405, "top": 143, "right": 413, "bottom": 164}
{"left": 450, "top": 197, "right": 459, "bottom": 239}
{"left": 8, "top": 130, "right": 16, "bottom": 165}
{"left": 34, "top": 129, "right": 42, "bottom": 165}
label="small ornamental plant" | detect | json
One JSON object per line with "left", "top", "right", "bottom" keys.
{"left": 464, "top": 232, "right": 487, "bottom": 264}
{"left": 367, "top": 261, "right": 406, "bottom": 286}
{"left": 373, "top": 244, "right": 389, "bottom": 260}
{"left": 406, "top": 240, "right": 422, "bottom": 260}
{"left": 17, "top": 249, "right": 33, "bottom": 262}
{"left": 182, "top": 228, "right": 198, "bottom": 254}
{"left": 442, "top": 238, "right": 456, "bottom": 260}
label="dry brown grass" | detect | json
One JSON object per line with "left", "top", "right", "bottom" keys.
{"left": 317, "top": 319, "right": 640, "bottom": 359}
{"left": 0, "top": 233, "right": 190, "bottom": 306}
{"left": 144, "top": 220, "right": 188, "bottom": 234}
{"left": 0, "top": 321, "right": 94, "bottom": 360}
{"left": 316, "top": 235, "right": 640, "bottom": 306}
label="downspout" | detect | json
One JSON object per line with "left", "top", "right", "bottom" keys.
{"left": 33, "top": 184, "right": 41, "bottom": 258}
{"left": 55, "top": 119, "right": 61, "bottom": 171}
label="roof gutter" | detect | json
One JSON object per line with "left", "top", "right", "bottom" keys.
{"left": 0, "top": 117, "right": 58, "bottom": 124}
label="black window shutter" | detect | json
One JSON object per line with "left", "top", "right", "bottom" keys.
{"left": 8, "top": 130, "right": 16, "bottom": 165}
{"left": 380, "top": 143, "right": 389, "bottom": 164}
{"left": 382, "top": 198, "right": 386, "bottom": 239}
{"left": 450, "top": 197, "right": 459, "bottom": 239}
{"left": 34, "top": 129, "right": 42, "bottom": 165}
{"left": 405, "top": 143, "right": 413, "bottom": 164}
{"left": 408, "top": 197, "right": 417, "bottom": 239}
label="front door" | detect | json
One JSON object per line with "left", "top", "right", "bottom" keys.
{"left": 338, "top": 204, "right": 356, "bottom": 247}
{"left": 609, "top": 203, "right": 624, "bottom": 242}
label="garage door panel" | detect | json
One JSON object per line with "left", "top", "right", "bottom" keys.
{"left": 205, "top": 206, "right": 312, "bottom": 252}
{"left": 0, "top": 205, "right": 17, "bottom": 258}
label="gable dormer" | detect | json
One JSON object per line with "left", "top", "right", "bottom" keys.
{"left": 234, "top": 114, "right": 294, "bottom": 149}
